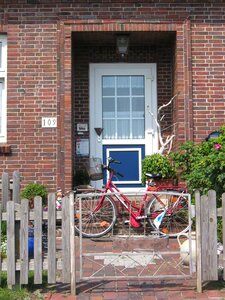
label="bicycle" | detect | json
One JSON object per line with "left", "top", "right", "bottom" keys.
{"left": 74, "top": 157, "right": 190, "bottom": 238}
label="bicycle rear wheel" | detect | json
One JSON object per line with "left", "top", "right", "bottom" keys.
{"left": 146, "top": 193, "right": 189, "bottom": 237}
{"left": 75, "top": 195, "right": 117, "bottom": 238}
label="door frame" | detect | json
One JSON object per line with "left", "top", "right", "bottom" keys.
{"left": 89, "top": 63, "right": 158, "bottom": 161}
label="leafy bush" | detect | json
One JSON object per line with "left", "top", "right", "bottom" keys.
{"left": 142, "top": 153, "right": 176, "bottom": 184}
{"left": 170, "top": 125, "right": 225, "bottom": 203}
{"left": 21, "top": 183, "right": 48, "bottom": 208}
{"left": 21, "top": 183, "right": 48, "bottom": 200}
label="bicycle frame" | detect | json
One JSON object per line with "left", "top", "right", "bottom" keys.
{"left": 75, "top": 158, "right": 190, "bottom": 238}
{"left": 94, "top": 166, "right": 165, "bottom": 222}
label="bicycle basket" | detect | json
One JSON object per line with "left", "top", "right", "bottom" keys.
{"left": 85, "top": 157, "right": 103, "bottom": 181}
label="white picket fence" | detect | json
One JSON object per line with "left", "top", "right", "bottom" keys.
{"left": 0, "top": 171, "right": 75, "bottom": 294}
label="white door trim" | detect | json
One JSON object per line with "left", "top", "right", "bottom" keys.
{"left": 89, "top": 63, "right": 158, "bottom": 161}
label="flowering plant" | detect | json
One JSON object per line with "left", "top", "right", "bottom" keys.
{"left": 170, "top": 125, "right": 225, "bottom": 203}
{"left": 215, "top": 143, "right": 221, "bottom": 151}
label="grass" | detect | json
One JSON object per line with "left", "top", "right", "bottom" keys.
{"left": 0, "top": 271, "right": 52, "bottom": 300}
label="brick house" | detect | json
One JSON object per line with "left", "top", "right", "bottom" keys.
{"left": 0, "top": 0, "right": 225, "bottom": 192}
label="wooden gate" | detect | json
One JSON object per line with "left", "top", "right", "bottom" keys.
{"left": 195, "top": 190, "right": 225, "bottom": 292}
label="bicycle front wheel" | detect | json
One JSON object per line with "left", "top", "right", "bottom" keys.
{"left": 146, "top": 193, "right": 189, "bottom": 237}
{"left": 75, "top": 195, "right": 117, "bottom": 238}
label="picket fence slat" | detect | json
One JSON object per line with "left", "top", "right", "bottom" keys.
{"left": 0, "top": 203, "right": 2, "bottom": 283}
{"left": 208, "top": 190, "right": 218, "bottom": 280}
{"left": 7, "top": 201, "right": 15, "bottom": 285}
{"left": 20, "top": 200, "right": 29, "bottom": 284}
{"left": 12, "top": 171, "right": 20, "bottom": 204}
{"left": 223, "top": 194, "right": 225, "bottom": 281}
{"left": 201, "top": 191, "right": 218, "bottom": 281}
{"left": 34, "top": 196, "right": 43, "bottom": 284}
{"left": 2, "top": 172, "right": 9, "bottom": 210}
{"left": 48, "top": 193, "right": 56, "bottom": 284}
{"left": 201, "top": 194, "right": 208, "bottom": 282}
{"left": 62, "top": 195, "right": 71, "bottom": 283}
{"left": 207, "top": 190, "right": 218, "bottom": 280}
{"left": 195, "top": 191, "right": 202, "bottom": 293}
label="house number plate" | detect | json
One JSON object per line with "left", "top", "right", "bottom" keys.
{"left": 42, "top": 117, "right": 57, "bottom": 128}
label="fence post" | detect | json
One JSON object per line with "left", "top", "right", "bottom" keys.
{"left": 70, "top": 191, "right": 76, "bottom": 295}
{"left": 222, "top": 193, "right": 225, "bottom": 281}
{"left": 195, "top": 190, "right": 202, "bottom": 293}
{"left": 12, "top": 171, "right": 21, "bottom": 285}
{"left": 200, "top": 190, "right": 217, "bottom": 281}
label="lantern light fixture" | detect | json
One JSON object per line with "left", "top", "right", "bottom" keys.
{"left": 116, "top": 34, "right": 129, "bottom": 57}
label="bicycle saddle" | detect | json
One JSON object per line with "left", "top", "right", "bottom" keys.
{"left": 145, "top": 173, "right": 162, "bottom": 180}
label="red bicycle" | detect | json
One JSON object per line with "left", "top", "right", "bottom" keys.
{"left": 75, "top": 157, "right": 190, "bottom": 238}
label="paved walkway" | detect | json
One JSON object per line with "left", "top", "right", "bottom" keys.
{"left": 43, "top": 236, "right": 225, "bottom": 300}
{"left": 44, "top": 278, "right": 225, "bottom": 300}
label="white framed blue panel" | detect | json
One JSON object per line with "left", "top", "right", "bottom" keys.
{"left": 103, "top": 145, "right": 145, "bottom": 187}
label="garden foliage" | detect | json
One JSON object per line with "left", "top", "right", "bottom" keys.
{"left": 170, "top": 125, "right": 225, "bottom": 203}
{"left": 142, "top": 153, "right": 176, "bottom": 184}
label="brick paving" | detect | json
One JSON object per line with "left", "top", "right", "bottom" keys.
{"left": 44, "top": 237, "right": 225, "bottom": 300}
{"left": 44, "top": 279, "right": 225, "bottom": 300}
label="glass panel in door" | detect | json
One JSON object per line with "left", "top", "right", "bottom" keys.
{"left": 102, "top": 75, "right": 145, "bottom": 140}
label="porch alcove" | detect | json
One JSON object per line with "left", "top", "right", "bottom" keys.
{"left": 71, "top": 31, "right": 177, "bottom": 189}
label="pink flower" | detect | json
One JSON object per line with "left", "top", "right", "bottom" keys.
{"left": 215, "top": 143, "right": 221, "bottom": 150}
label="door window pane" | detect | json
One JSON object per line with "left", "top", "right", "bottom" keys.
{"left": 102, "top": 76, "right": 115, "bottom": 96}
{"left": 118, "top": 119, "right": 130, "bottom": 139}
{"left": 131, "top": 76, "right": 144, "bottom": 95}
{"left": 132, "top": 120, "right": 144, "bottom": 139}
{"left": 102, "top": 75, "right": 145, "bottom": 139}
{"left": 117, "top": 97, "right": 130, "bottom": 118}
{"left": 103, "top": 98, "right": 115, "bottom": 118}
{"left": 103, "top": 119, "right": 116, "bottom": 139}
{"left": 117, "top": 76, "right": 130, "bottom": 96}
{"left": 132, "top": 97, "right": 144, "bottom": 118}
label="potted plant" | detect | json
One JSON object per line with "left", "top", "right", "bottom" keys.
{"left": 142, "top": 153, "right": 176, "bottom": 185}
{"left": 21, "top": 183, "right": 48, "bottom": 209}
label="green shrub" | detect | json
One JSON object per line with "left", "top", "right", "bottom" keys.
{"left": 21, "top": 183, "right": 48, "bottom": 208}
{"left": 170, "top": 125, "right": 225, "bottom": 204}
{"left": 21, "top": 183, "right": 48, "bottom": 200}
{"left": 142, "top": 153, "right": 176, "bottom": 184}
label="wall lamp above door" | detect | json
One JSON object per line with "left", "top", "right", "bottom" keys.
{"left": 116, "top": 34, "right": 129, "bottom": 57}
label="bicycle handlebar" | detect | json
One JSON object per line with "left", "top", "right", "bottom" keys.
{"left": 108, "top": 157, "right": 121, "bottom": 164}
{"left": 102, "top": 157, "right": 124, "bottom": 178}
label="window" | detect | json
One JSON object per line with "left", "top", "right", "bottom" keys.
{"left": 102, "top": 75, "right": 145, "bottom": 139}
{"left": 0, "top": 36, "right": 7, "bottom": 143}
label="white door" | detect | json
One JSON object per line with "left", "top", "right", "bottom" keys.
{"left": 89, "top": 63, "right": 157, "bottom": 189}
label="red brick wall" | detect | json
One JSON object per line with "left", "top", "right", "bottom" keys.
{"left": 0, "top": 1, "right": 224, "bottom": 191}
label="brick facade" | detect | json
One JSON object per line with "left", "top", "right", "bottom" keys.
{"left": 0, "top": 1, "right": 225, "bottom": 192}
